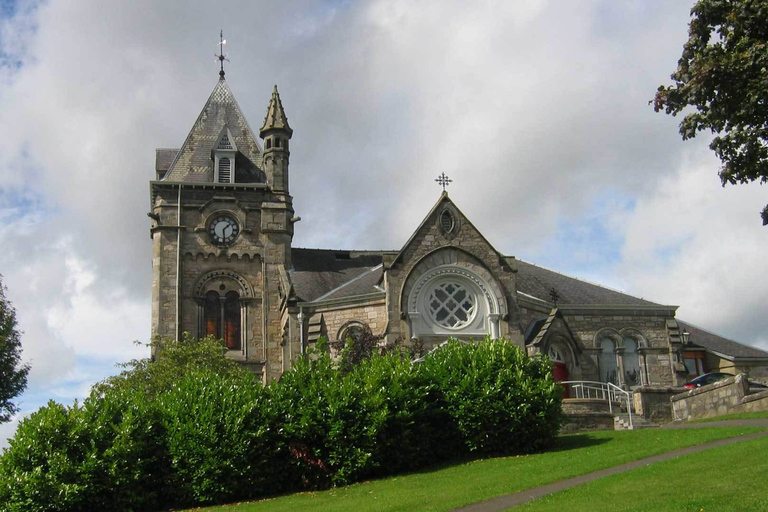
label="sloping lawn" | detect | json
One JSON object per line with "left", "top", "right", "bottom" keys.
{"left": 519, "top": 433, "right": 768, "bottom": 511}
{"left": 691, "top": 410, "right": 768, "bottom": 423}
{"left": 190, "top": 427, "right": 761, "bottom": 512}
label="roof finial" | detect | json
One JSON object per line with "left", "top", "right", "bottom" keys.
{"left": 435, "top": 172, "right": 453, "bottom": 191}
{"left": 216, "top": 30, "right": 229, "bottom": 79}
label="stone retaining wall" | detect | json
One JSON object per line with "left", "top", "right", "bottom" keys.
{"left": 561, "top": 399, "right": 615, "bottom": 433}
{"left": 671, "top": 373, "right": 768, "bottom": 421}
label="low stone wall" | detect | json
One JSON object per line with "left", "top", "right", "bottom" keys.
{"left": 561, "top": 399, "right": 615, "bottom": 433}
{"left": 633, "top": 386, "right": 685, "bottom": 424}
{"left": 670, "top": 373, "right": 768, "bottom": 421}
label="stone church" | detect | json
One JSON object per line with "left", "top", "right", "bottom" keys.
{"left": 149, "top": 74, "right": 768, "bottom": 387}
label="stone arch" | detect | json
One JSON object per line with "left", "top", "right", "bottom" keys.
{"left": 336, "top": 320, "right": 371, "bottom": 342}
{"left": 400, "top": 247, "right": 508, "bottom": 319}
{"left": 402, "top": 248, "right": 506, "bottom": 341}
{"left": 619, "top": 328, "right": 649, "bottom": 348}
{"left": 619, "top": 328, "right": 648, "bottom": 387}
{"left": 193, "top": 269, "right": 255, "bottom": 298}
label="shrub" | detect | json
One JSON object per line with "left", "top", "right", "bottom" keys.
{"left": 273, "top": 345, "right": 441, "bottom": 487}
{"left": 0, "top": 390, "right": 166, "bottom": 512}
{"left": 159, "top": 369, "right": 286, "bottom": 505}
{"left": 416, "top": 337, "right": 563, "bottom": 455}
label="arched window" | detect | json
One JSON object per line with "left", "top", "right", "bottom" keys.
{"left": 600, "top": 338, "right": 618, "bottom": 385}
{"left": 223, "top": 291, "right": 240, "bottom": 350}
{"left": 623, "top": 337, "right": 641, "bottom": 386}
{"left": 204, "top": 290, "right": 221, "bottom": 338}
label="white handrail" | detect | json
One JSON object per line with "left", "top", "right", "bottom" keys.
{"left": 561, "top": 380, "right": 634, "bottom": 429}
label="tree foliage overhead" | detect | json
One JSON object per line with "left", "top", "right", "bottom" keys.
{"left": 0, "top": 275, "right": 29, "bottom": 423}
{"left": 653, "top": 0, "right": 768, "bottom": 224}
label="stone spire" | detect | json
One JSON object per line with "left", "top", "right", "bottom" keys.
{"left": 260, "top": 85, "right": 293, "bottom": 137}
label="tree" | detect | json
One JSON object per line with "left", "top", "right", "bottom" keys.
{"left": 0, "top": 275, "right": 29, "bottom": 423}
{"left": 92, "top": 333, "right": 247, "bottom": 399}
{"left": 653, "top": 0, "right": 768, "bottom": 224}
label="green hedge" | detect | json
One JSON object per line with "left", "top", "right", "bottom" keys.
{"left": 0, "top": 336, "right": 563, "bottom": 510}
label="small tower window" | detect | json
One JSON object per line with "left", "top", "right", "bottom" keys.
{"left": 218, "top": 157, "right": 231, "bottom": 183}
{"left": 266, "top": 139, "right": 272, "bottom": 149}
{"left": 275, "top": 138, "right": 281, "bottom": 148}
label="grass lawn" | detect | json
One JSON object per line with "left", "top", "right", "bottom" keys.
{"left": 690, "top": 410, "right": 768, "bottom": 423}
{"left": 518, "top": 433, "right": 768, "bottom": 511}
{"left": 190, "top": 427, "right": 762, "bottom": 512}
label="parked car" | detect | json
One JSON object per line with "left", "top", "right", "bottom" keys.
{"left": 683, "top": 372, "right": 731, "bottom": 389}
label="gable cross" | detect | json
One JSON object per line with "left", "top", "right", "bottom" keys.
{"left": 549, "top": 287, "right": 560, "bottom": 306}
{"left": 435, "top": 172, "right": 453, "bottom": 191}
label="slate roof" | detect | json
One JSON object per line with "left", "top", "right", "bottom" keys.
{"left": 155, "top": 148, "right": 179, "bottom": 178}
{"left": 515, "top": 259, "right": 662, "bottom": 307}
{"left": 679, "top": 321, "right": 768, "bottom": 360}
{"left": 290, "top": 249, "right": 384, "bottom": 302}
{"left": 162, "top": 78, "right": 264, "bottom": 183}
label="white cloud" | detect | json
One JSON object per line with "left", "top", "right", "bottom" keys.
{"left": 1, "top": 0, "right": 767, "bottom": 446}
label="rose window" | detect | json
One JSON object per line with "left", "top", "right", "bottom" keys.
{"left": 428, "top": 282, "right": 476, "bottom": 328}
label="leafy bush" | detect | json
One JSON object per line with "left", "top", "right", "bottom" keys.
{"left": 0, "top": 390, "right": 166, "bottom": 512}
{"left": 274, "top": 345, "right": 442, "bottom": 487}
{"left": 0, "top": 336, "right": 564, "bottom": 510}
{"left": 416, "top": 337, "right": 563, "bottom": 455}
{"left": 159, "top": 369, "right": 286, "bottom": 505}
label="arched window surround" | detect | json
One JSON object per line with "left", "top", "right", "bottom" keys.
{"left": 406, "top": 264, "right": 500, "bottom": 340}
{"left": 594, "top": 328, "right": 649, "bottom": 388}
{"left": 194, "top": 269, "right": 252, "bottom": 357}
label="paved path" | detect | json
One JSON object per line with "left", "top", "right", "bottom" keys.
{"left": 451, "top": 419, "right": 768, "bottom": 512}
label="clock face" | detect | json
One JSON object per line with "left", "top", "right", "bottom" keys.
{"left": 209, "top": 215, "right": 239, "bottom": 245}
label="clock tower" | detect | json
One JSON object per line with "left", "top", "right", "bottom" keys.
{"left": 149, "top": 74, "right": 296, "bottom": 381}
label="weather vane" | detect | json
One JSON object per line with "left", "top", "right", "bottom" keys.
{"left": 216, "top": 30, "right": 229, "bottom": 79}
{"left": 435, "top": 172, "right": 453, "bottom": 191}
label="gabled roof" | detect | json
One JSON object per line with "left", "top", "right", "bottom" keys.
{"left": 162, "top": 78, "right": 263, "bottom": 183}
{"left": 391, "top": 191, "right": 504, "bottom": 268}
{"left": 260, "top": 85, "right": 292, "bottom": 136}
{"left": 679, "top": 321, "right": 768, "bottom": 360}
{"left": 289, "top": 249, "right": 384, "bottom": 302}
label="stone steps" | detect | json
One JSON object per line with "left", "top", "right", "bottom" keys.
{"left": 614, "top": 413, "right": 660, "bottom": 430}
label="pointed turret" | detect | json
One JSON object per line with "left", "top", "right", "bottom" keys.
{"left": 260, "top": 85, "right": 293, "bottom": 136}
{"left": 260, "top": 85, "right": 292, "bottom": 194}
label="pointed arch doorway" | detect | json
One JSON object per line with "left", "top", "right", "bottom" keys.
{"left": 548, "top": 344, "right": 570, "bottom": 398}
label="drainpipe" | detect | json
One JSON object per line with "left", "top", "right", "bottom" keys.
{"left": 298, "top": 306, "right": 305, "bottom": 354}
{"left": 175, "top": 184, "right": 182, "bottom": 342}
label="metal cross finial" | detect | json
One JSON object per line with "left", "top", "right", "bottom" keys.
{"left": 216, "top": 30, "right": 229, "bottom": 79}
{"left": 435, "top": 172, "right": 453, "bottom": 191}
{"left": 549, "top": 287, "right": 560, "bottom": 306}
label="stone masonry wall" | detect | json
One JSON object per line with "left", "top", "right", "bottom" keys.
{"left": 384, "top": 196, "right": 522, "bottom": 346}
{"left": 671, "top": 373, "right": 758, "bottom": 421}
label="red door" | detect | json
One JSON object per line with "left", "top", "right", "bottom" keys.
{"left": 553, "top": 362, "right": 569, "bottom": 398}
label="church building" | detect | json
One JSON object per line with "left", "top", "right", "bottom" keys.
{"left": 149, "top": 73, "right": 768, "bottom": 387}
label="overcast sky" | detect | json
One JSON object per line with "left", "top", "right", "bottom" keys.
{"left": 1, "top": 0, "right": 767, "bottom": 445}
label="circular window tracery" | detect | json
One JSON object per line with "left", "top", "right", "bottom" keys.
{"left": 428, "top": 281, "right": 477, "bottom": 329}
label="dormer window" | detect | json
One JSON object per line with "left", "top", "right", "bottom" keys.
{"left": 213, "top": 127, "right": 237, "bottom": 184}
